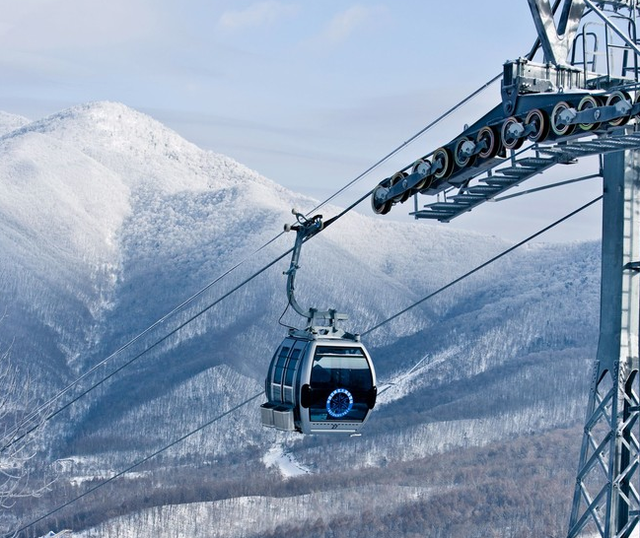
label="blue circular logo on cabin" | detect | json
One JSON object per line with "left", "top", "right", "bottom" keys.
{"left": 326, "top": 388, "right": 354, "bottom": 418}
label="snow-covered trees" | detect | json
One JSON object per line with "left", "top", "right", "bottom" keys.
{"left": 0, "top": 331, "right": 57, "bottom": 535}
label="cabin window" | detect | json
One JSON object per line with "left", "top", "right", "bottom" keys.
{"left": 308, "top": 345, "right": 373, "bottom": 422}
{"left": 311, "top": 346, "right": 373, "bottom": 391}
{"left": 273, "top": 346, "right": 290, "bottom": 384}
{"left": 284, "top": 348, "right": 301, "bottom": 386}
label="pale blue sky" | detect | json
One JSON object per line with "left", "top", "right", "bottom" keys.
{"left": 0, "top": 1, "right": 603, "bottom": 241}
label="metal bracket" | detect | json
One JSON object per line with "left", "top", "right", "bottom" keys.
{"left": 284, "top": 209, "right": 353, "bottom": 337}
{"left": 624, "top": 261, "right": 640, "bottom": 271}
{"left": 527, "top": 0, "right": 587, "bottom": 67}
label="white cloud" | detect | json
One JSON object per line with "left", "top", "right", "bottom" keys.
{"left": 217, "top": 1, "right": 298, "bottom": 32}
{"left": 319, "top": 4, "right": 386, "bottom": 47}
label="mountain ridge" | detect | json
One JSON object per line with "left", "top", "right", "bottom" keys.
{"left": 0, "top": 101, "right": 602, "bottom": 538}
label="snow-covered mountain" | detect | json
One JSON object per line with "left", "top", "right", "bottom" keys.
{"left": 0, "top": 111, "right": 30, "bottom": 136}
{"left": 0, "top": 102, "right": 601, "bottom": 538}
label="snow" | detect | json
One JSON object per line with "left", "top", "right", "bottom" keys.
{"left": 16, "top": 101, "right": 284, "bottom": 197}
{"left": 0, "top": 130, "right": 130, "bottom": 260}
{"left": 0, "top": 100, "right": 610, "bottom": 538}
{"left": 0, "top": 111, "right": 30, "bottom": 136}
{"left": 263, "top": 444, "right": 312, "bottom": 478}
{"left": 82, "top": 365, "right": 265, "bottom": 465}
{"left": 74, "top": 485, "right": 437, "bottom": 538}
{"left": 376, "top": 348, "right": 459, "bottom": 406}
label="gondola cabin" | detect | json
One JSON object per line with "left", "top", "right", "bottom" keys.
{"left": 260, "top": 331, "right": 377, "bottom": 434}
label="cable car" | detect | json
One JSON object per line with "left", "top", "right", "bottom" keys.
{"left": 260, "top": 210, "right": 377, "bottom": 434}
{"left": 261, "top": 330, "right": 377, "bottom": 434}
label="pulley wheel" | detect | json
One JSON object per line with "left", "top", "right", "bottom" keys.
{"left": 390, "top": 171, "right": 410, "bottom": 203}
{"left": 411, "top": 158, "right": 432, "bottom": 191}
{"left": 606, "top": 91, "right": 631, "bottom": 127}
{"left": 453, "top": 137, "right": 476, "bottom": 168}
{"left": 501, "top": 116, "right": 525, "bottom": 150}
{"left": 432, "top": 147, "right": 453, "bottom": 180}
{"left": 577, "top": 95, "right": 602, "bottom": 131}
{"left": 476, "top": 126, "right": 500, "bottom": 159}
{"left": 371, "top": 183, "right": 391, "bottom": 215}
{"left": 524, "top": 109, "right": 549, "bottom": 142}
{"left": 551, "top": 101, "right": 576, "bottom": 137}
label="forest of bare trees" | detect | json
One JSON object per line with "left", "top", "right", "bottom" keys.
{"left": 0, "top": 328, "right": 59, "bottom": 537}
{"left": 24, "top": 425, "right": 581, "bottom": 538}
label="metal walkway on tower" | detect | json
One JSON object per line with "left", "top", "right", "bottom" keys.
{"left": 413, "top": 130, "right": 640, "bottom": 222}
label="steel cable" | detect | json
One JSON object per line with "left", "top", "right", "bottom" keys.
{"left": 6, "top": 392, "right": 263, "bottom": 538}
{"left": 362, "top": 195, "right": 603, "bottom": 337}
{"left": 10, "top": 195, "right": 602, "bottom": 537}
{"left": 2, "top": 73, "right": 502, "bottom": 453}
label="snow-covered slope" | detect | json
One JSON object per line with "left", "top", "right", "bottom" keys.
{"left": 0, "top": 111, "right": 30, "bottom": 136}
{"left": 74, "top": 485, "right": 437, "bottom": 538}
{"left": 0, "top": 102, "right": 602, "bottom": 538}
{"left": 0, "top": 117, "right": 129, "bottom": 383}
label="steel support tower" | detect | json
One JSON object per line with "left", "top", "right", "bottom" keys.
{"left": 367, "top": 1, "right": 640, "bottom": 535}
{"left": 568, "top": 147, "right": 640, "bottom": 538}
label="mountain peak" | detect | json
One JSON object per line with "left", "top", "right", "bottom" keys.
{"left": 4, "top": 101, "right": 275, "bottom": 195}
{"left": 24, "top": 100, "right": 195, "bottom": 154}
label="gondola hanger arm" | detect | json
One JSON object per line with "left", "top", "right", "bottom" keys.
{"left": 283, "top": 209, "right": 355, "bottom": 337}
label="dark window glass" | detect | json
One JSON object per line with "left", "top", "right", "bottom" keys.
{"left": 315, "top": 346, "right": 365, "bottom": 357}
{"left": 284, "top": 348, "right": 301, "bottom": 386}
{"left": 265, "top": 348, "right": 279, "bottom": 395}
{"left": 311, "top": 347, "right": 372, "bottom": 391}
{"left": 308, "top": 345, "right": 372, "bottom": 423}
{"left": 273, "top": 346, "right": 290, "bottom": 384}
{"left": 309, "top": 403, "right": 368, "bottom": 422}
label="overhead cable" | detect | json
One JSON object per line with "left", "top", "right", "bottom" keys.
{"left": 362, "top": 195, "right": 603, "bottom": 337}
{"left": 9, "top": 195, "right": 602, "bottom": 537}
{"left": 7, "top": 392, "right": 262, "bottom": 538}
{"left": 3, "top": 72, "right": 502, "bottom": 452}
